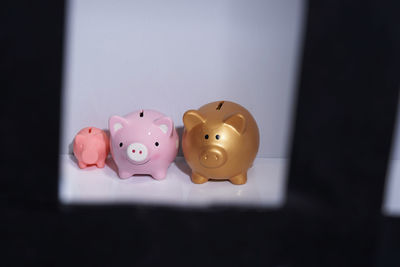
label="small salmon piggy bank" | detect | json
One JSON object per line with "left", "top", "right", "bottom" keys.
{"left": 73, "top": 127, "right": 110, "bottom": 169}
{"left": 182, "top": 101, "right": 259, "bottom": 185}
{"left": 109, "top": 110, "right": 179, "bottom": 180}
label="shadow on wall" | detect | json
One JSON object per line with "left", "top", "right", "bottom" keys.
{"left": 176, "top": 126, "right": 184, "bottom": 157}
{"left": 175, "top": 125, "right": 192, "bottom": 176}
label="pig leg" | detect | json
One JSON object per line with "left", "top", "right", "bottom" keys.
{"left": 191, "top": 172, "right": 209, "bottom": 184}
{"left": 152, "top": 168, "right": 167, "bottom": 180}
{"left": 229, "top": 172, "right": 247, "bottom": 185}
{"left": 118, "top": 169, "right": 133, "bottom": 179}
{"left": 96, "top": 160, "right": 105, "bottom": 168}
{"left": 78, "top": 162, "right": 87, "bottom": 169}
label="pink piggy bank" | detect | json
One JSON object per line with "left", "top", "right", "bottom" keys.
{"left": 73, "top": 127, "right": 110, "bottom": 169}
{"left": 109, "top": 110, "right": 179, "bottom": 180}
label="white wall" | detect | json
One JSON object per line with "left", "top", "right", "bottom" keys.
{"left": 60, "top": 0, "right": 306, "bottom": 158}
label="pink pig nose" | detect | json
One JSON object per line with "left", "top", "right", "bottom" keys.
{"left": 127, "top": 143, "right": 148, "bottom": 162}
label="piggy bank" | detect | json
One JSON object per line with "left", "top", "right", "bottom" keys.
{"left": 182, "top": 101, "right": 259, "bottom": 185}
{"left": 109, "top": 110, "right": 179, "bottom": 180}
{"left": 73, "top": 127, "right": 110, "bottom": 169}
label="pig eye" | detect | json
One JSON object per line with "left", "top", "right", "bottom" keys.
{"left": 119, "top": 142, "right": 123, "bottom": 147}
{"left": 215, "top": 134, "right": 220, "bottom": 140}
{"left": 155, "top": 142, "right": 159, "bottom": 147}
{"left": 204, "top": 134, "right": 209, "bottom": 139}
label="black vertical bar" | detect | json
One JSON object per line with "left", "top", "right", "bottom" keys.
{"left": 286, "top": 0, "right": 400, "bottom": 265}
{"left": 0, "top": 1, "right": 65, "bottom": 208}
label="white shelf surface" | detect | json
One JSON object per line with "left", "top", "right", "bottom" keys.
{"left": 59, "top": 155, "right": 287, "bottom": 208}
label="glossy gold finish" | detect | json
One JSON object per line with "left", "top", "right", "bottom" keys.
{"left": 182, "top": 101, "right": 259, "bottom": 185}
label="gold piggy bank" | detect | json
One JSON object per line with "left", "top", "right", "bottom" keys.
{"left": 182, "top": 101, "right": 259, "bottom": 185}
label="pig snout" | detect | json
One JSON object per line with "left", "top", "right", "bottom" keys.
{"left": 199, "top": 146, "right": 227, "bottom": 168}
{"left": 127, "top": 143, "right": 148, "bottom": 163}
{"left": 82, "top": 149, "right": 99, "bottom": 165}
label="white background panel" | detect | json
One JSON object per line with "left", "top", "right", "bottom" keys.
{"left": 60, "top": 0, "right": 306, "bottom": 158}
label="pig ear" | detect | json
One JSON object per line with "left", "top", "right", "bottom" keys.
{"left": 223, "top": 113, "right": 246, "bottom": 134}
{"left": 109, "top": 115, "right": 128, "bottom": 136}
{"left": 183, "top": 110, "right": 205, "bottom": 131}
{"left": 154, "top": 116, "right": 174, "bottom": 136}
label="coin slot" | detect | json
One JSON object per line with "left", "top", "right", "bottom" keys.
{"left": 216, "top": 101, "right": 224, "bottom": 110}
